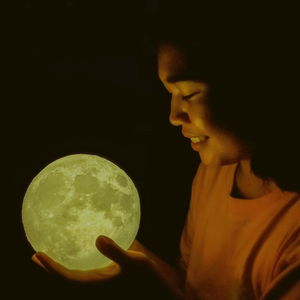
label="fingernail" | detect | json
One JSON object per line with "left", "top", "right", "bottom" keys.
{"left": 96, "top": 235, "right": 107, "bottom": 245}
{"left": 96, "top": 236, "right": 113, "bottom": 252}
{"left": 32, "top": 254, "right": 46, "bottom": 269}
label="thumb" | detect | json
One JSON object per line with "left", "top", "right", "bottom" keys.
{"left": 96, "top": 235, "right": 130, "bottom": 266}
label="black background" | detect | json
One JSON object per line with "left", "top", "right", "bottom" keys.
{"left": 6, "top": 1, "right": 199, "bottom": 299}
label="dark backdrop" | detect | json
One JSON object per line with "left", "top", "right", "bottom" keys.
{"left": 6, "top": 1, "right": 199, "bottom": 299}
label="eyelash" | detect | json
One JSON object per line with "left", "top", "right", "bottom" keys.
{"left": 182, "top": 91, "right": 200, "bottom": 100}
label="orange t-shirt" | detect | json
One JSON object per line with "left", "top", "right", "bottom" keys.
{"left": 180, "top": 162, "right": 300, "bottom": 299}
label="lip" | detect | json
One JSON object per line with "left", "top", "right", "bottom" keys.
{"left": 182, "top": 130, "right": 207, "bottom": 139}
{"left": 191, "top": 139, "right": 207, "bottom": 151}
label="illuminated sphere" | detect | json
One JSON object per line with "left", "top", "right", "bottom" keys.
{"left": 22, "top": 154, "right": 140, "bottom": 270}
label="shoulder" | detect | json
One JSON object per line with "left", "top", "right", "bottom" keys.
{"left": 269, "top": 194, "right": 300, "bottom": 293}
{"left": 278, "top": 192, "right": 300, "bottom": 230}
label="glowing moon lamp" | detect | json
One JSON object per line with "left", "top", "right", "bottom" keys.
{"left": 22, "top": 154, "right": 140, "bottom": 270}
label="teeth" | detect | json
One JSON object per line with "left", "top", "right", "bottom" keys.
{"left": 191, "top": 136, "right": 206, "bottom": 143}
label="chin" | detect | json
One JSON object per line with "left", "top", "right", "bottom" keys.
{"left": 200, "top": 154, "right": 241, "bottom": 167}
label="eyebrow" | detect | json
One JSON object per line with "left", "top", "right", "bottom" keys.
{"left": 166, "top": 72, "right": 201, "bottom": 83}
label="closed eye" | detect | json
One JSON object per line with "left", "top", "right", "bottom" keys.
{"left": 182, "top": 91, "right": 202, "bottom": 100}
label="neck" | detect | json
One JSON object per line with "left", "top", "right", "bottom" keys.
{"left": 231, "top": 159, "right": 277, "bottom": 199}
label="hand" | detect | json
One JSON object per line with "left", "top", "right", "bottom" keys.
{"left": 32, "top": 236, "right": 153, "bottom": 284}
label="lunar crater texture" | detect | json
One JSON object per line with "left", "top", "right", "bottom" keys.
{"left": 22, "top": 154, "right": 140, "bottom": 270}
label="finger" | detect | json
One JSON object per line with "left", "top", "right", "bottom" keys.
{"left": 32, "top": 254, "right": 50, "bottom": 272}
{"left": 96, "top": 235, "right": 130, "bottom": 267}
{"left": 34, "top": 252, "right": 73, "bottom": 279}
{"left": 35, "top": 252, "right": 121, "bottom": 283}
{"left": 84, "top": 263, "right": 122, "bottom": 283}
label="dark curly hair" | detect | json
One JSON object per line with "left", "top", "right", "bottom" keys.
{"left": 145, "top": 1, "right": 300, "bottom": 193}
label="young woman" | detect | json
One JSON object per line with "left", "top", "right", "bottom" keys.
{"left": 32, "top": 6, "right": 300, "bottom": 300}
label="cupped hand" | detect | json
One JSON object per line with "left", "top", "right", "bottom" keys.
{"left": 32, "top": 236, "right": 153, "bottom": 284}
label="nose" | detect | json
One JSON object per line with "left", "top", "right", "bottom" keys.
{"left": 169, "top": 94, "right": 190, "bottom": 126}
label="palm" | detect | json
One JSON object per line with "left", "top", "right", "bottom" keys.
{"left": 32, "top": 239, "right": 149, "bottom": 283}
{"left": 32, "top": 252, "right": 121, "bottom": 283}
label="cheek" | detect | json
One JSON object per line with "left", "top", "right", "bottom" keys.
{"left": 212, "top": 131, "right": 250, "bottom": 158}
{"left": 190, "top": 105, "right": 213, "bottom": 130}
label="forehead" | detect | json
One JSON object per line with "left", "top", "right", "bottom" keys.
{"left": 158, "top": 43, "right": 189, "bottom": 82}
{"left": 157, "top": 43, "right": 207, "bottom": 86}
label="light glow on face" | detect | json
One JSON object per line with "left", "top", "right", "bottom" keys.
{"left": 158, "top": 43, "right": 251, "bottom": 166}
{"left": 22, "top": 154, "right": 140, "bottom": 270}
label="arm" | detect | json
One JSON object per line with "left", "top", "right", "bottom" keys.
{"left": 261, "top": 265, "right": 300, "bottom": 300}
{"left": 132, "top": 240, "right": 186, "bottom": 299}
{"left": 33, "top": 236, "right": 186, "bottom": 299}
{"left": 279, "top": 280, "right": 300, "bottom": 299}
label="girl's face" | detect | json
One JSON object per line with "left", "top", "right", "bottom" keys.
{"left": 158, "top": 43, "right": 251, "bottom": 166}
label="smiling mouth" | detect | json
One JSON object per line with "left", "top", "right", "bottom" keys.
{"left": 190, "top": 135, "right": 208, "bottom": 144}
{"left": 190, "top": 136, "right": 208, "bottom": 143}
